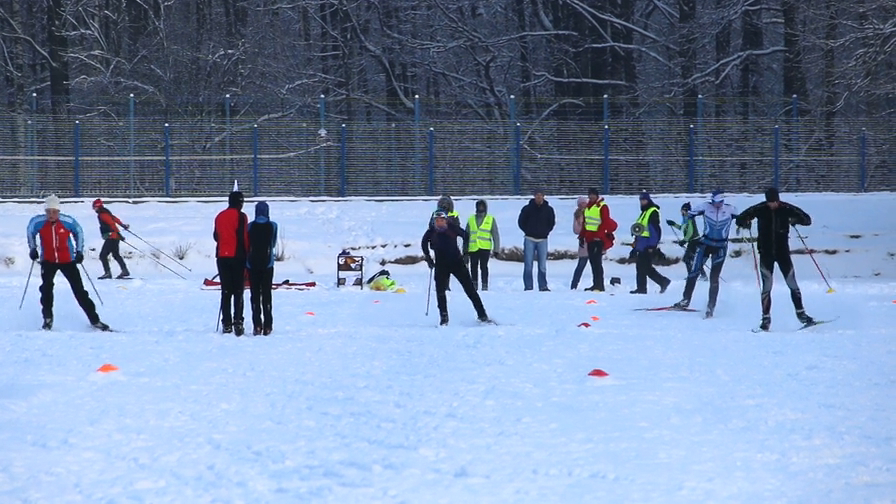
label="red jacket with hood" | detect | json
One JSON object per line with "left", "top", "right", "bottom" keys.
{"left": 578, "top": 198, "right": 618, "bottom": 250}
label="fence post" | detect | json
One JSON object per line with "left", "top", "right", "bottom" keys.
{"left": 31, "top": 92, "right": 37, "bottom": 113}
{"left": 696, "top": 94, "right": 704, "bottom": 185}
{"left": 602, "top": 94, "right": 609, "bottom": 123}
{"left": 859, "top": 128, "right": 867, "bottom": 192}
{"left": 427, "top": 128, "right": 435, "bottom": 196}
{"left": 415, "top": 95, "right": 421, "bottom": 188}
{"left": 514, "top": 122, "right": 522, "bottom": 195}
{"left": 509, "top": 95, "right": 517, "bottom": 194}
{"left": 319, "top": 94, "right": 326, "bottom": 196}
{"left": 773, "top": 125, "right": 780, "bottom": 189}
{"left": 340, "top": 124, "right": 347, "bottom": 197}
{"left": 129, "top": 93, "right": 135, "bottom": 194}
{"left": 164, "top": 123, "right": 171, "bottom": 197}
{"left": 791, "top": 94, "right": 799, "bottom": 185}
{"left": 224, "top": 94, "right": 231, "bottom": 178}
{"left": 252, "top": 124, "right": 259, "bottom": 197}
{"left": 602, "top": 125, "right": 610, "bottom": 194}
{"left": 688, "top": 125, "right": 696, "bottom": 193}
{"left": 73, "top": 121, "right": 81, "bottom": 197}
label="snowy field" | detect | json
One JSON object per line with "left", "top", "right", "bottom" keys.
{"left": 0, "top": 193, "right": 894, "bottom": 502}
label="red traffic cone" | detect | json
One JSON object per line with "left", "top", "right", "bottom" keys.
{"left": 577, "top": 322, "right": 591, "bottom": 328}
{"left": 588, "top": 369, "right": 609, "bottom": 377}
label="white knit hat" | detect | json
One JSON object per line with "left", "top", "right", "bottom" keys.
{"left": 45, "top": 194, "right": 61, "bottom": 210}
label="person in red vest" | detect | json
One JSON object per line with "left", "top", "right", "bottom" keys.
{"left": 26, "top": 194, "right": 110, "bottom": 331}
{"left": 92, "top": 198, "right": 131, "bottom": 279}
{"left": 214, "top": 191, "right": 249, "bottom": 335}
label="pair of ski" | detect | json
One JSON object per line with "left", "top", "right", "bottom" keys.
{"left": 635, "top": 305, "right": 838, "bottom": 332}
{"left": 437, "top": 318, "right": 498, "bottom": 328}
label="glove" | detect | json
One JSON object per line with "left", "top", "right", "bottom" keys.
{"left": 788, "top": 217, "right": 800, "bottom": 226}
{"left": 666, "top": 219, "right": 676, "bottom": 227}
{"left": 492, "top": 250, "right": 500, "bottom": 259}
{"left": 578, "top": 236, "right": 585, "bottom": 248}
{"left": 424, "top": 256, "right": 435, "bottom": 269}
{"left": 122, "top": 224, "right": 130, "bottom": 230}
{"left": 462, "top": 253, "right": 470, "bottom": 265}
{"left": 29, "top": 249, "right": 38, "bottom": 261}
{"left": 676, "top": 240, "right": 686, "bottom": 248}
{"left": 736, "top": 219, "right": 751, "bottom": 230}
{"left": 606, "top": 232, "right": 615, "bottom": 242}
{"left": 74, "top": 252, "right": 84, "bottom": 264}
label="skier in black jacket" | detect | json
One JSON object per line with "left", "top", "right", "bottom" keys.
{"left": 247, "top": 201, "right": 278, "bottom": 335}
{"left": 735, "top": 188, "right": 815, "bottom": 331}
{"left": 422, "top": 212, "right": 490, "bottom": 326}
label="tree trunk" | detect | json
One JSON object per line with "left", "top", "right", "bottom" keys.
{"left": 782, "top": 0, "right": 807, "bottom": 116}
{"left": 47, "top": 0, "right": 71, "bottom": 115}
{"left": 679, "top": 0, "right": 698, "bottom": 118}
{"left": 738, "top": 0, "right": 764, "bottom": 119}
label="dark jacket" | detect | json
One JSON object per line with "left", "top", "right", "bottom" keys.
{"left": 247, "top": 202, "right": 278, "bottom": 269}
{"left": 633, "top": 201, "right": 662, "bottom": 251}
{"left": 518, "top": 199, "right": 556, "bottom": 239}
{"left": 736, "top": 201, "right": 811, "bottom": 256}
{"left": 422, "top": 221, "right": 468, "bottom": 263}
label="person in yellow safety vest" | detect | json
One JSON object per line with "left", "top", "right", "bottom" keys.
{"left": 465, "top": 199, "right": 501, "bottom": 291}
{"left": 630, "top": 191, "right": 671, "bottom": 294}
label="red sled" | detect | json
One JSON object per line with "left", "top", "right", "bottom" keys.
{"left": 202, "top": 275, "right": 316, "bottom": 291}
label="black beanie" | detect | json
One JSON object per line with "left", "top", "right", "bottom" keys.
{"left": 588, "top": 187, "right": 599, "bottom": 197}
{"left": 228, "top": 191, "right": 244, "bottom": 209}
{"left": 765, "top": 187, "right": 780, "bottom": 202}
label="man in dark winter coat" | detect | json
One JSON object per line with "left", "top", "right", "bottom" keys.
{"left": 92, "top": 199, "right": 131, "bottom": 279}
{"left": 518, "top": 189, "right": 556, "bottom": 291}
{"left": 422, "top": 212, "right": 490, "bottom": 326}
{"left": 735, "top": 188, "right": 815, "bottom": 331}
{"left": 214, "top": 191, "right": 249, "bottom": 335}
{"left": 247, "top": 201, "right": 278, "bottom": 336}
{"left": 630, "top": 192, "right": 671, "bottom": 294}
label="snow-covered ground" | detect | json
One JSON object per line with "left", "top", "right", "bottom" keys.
{"left": 1, "top": 193, "right": 894, "bottom": 502}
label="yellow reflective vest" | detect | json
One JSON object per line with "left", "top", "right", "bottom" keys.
{"left": 584, "top": 202, "right": 604, "bottom": 231}
{"left": 635, "top": 207, "right": 658, "bottom": 237}
{"left": 467, "top": 215, "right": 494, "bottom": 252}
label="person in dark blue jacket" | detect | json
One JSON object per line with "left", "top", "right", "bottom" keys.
{"left": 630, "top": 192, "right": 671, "bottom": 294}
{"left": 517, "top": 189, "right": 556, "bottom": 291}
{"left": 247, "top": 201, "right": 278, "bottom": 335}
{"left": 422, "top": 212, "right": 490, "bottom": 326}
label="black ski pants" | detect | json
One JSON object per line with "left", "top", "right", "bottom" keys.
{"left": 39, "top": 262, "right": 100, "bottom": 324}
{"left": 468, "top": 249, "right": 491, "bottom": 289}
{"left": 435, "top": 258, "right": 487, "bottom": 318}
{"left": 249, "top": 266, "right": 274, "bottom": 331}
{"left": 217, "top": 257, "right": 246, "bottom": 327}
{"left": 587, "top": 240, "right": 605, "bottom": 290}
{"left": 635, "top": 248, "right": 669, "bottom": 292}
{"left": 759, "top": 249, "right": 805, "bottom": 318}
{"left": 99, "top": 239, "right": 128, "bottom": 274}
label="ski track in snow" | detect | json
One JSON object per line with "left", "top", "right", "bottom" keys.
{"left": 0, "top": 194, "right": 894, "bottom": 502}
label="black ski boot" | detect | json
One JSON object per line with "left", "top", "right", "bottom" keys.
{"left": 222, "top": 323, "right": 233, "bottom": 334}
{"left": 91, "top": 321, "right": 111, "bottom": 331}
{"left": 41, "top": 317, "right": 53, "bottom": 330}
{"left": 98, "top": 271, "right": 112, "bottom": 280}
{"left": 796, "top": 310, "right": 815, "bottom": 327}
{"left": 704, "top": 306, "right": 714, "bottom": 319}
{"left": 234, "top": 321, "right": 245, "bottom": 336}
{"left": 482, "top": 280, "right": 488, "bottom": 292}
{"left": 472, "top": 281, "right": 479, "bottom": 291}
{"left": 758, "top": 315, "right": 771, "bottom": 332}
{"left": 672, "top": 298, "right": 690, "bottom": 310}
{"left": 439, "top": 312, "right": 449, "bottom": 326}
{"left": 263, "top": 326, "right": 273, "bottom": 336}
{"left": 116, "top": 269, "right": 130, "bottom": 279}
{"left": 253, "top": 326, "right": 263, "bottom": 336}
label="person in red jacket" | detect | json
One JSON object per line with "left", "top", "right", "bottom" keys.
{"left": 577, "top": 187, "right": 617, "bottom": 291}
{"left": 26, "top": 194, "right": 110, "bottom": 331}
{"left": 214, "top": 191, "right": 249, "bottom": 335}
{"left": 92, "top": 198, "right": 131, "bottom": 279}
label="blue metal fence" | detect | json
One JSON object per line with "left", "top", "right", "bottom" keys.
{"left": 0, "top": 95, "right": 891, "bottom": 198}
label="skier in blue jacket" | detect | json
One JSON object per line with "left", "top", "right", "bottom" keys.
{"left": 672, "top": 191, "right": 738, "bottom": 317}
{"left": 247, "top": 201, "right": 278, "bottom": 335}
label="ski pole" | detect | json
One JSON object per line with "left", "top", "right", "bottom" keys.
{"left": 791, "top": 224, "right": 835, "bottom": 293}
{"left": 215, "top": 306, "right": 222, "bottom": 333}
{"left": 81, "top": 263, "right": 104, "bottom": 306}
{"left": 123, "top": 229, "right": 192, "bottom": 271}
{"left": 122, "top": 240, "right": 187, "bottom": 280}
{"left": 18, "top": 260, "right": 36, "bottom": 310}
{"left": 425, "top": 267, "right": 433, "bottom": 316}
{"left": 747, "top": 228, "right": 761, "bottom": 288}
